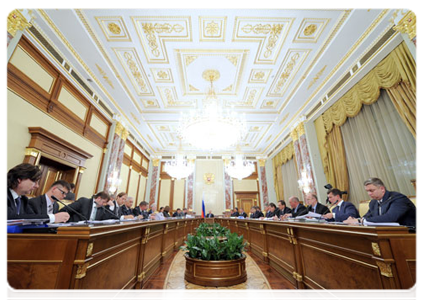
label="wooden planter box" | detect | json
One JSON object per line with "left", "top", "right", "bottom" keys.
{"left": 184, "top": 254, "right": 247, "bottom": 287}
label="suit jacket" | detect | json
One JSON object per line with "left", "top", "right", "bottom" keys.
{"left": 239, "top": 212, "right": 248, "bottom": 218}
{"left": 59, "top": 197, "right": 119, "bottom": 222}
{"left": 252, "top": 211, "right": 264, "bottom": 218}
{"left": 172, "top": 212, "right": 183, "bottom": 217}
{"left": 206, "top": 213, "right": 214, "bottom": 218}
{"left": 231, "top": 212, "right": 240, "bottom": 217}
{"left": 119, "top": 204, "right": 134, "bottom": 216}
{"left": 276, "top": 207, "right": 292, "bottom": 217}
{"left": 105, "top": 200, "right": 121, "bottom": 217}
{"left": 307, "top": 202, "right": 330, "bottom": 215}
{"left": 64, "top": 192, "right": 75, "bottom": 201}
{"left": 267, "top": 209, "right": 278, "bottom": 218}
{"left": 29, "top": 194, "right": 59, "bottom": 215}
{"left": 134, "top": 207, "right": 150, "bottom": 219}
{"left": 163, "top": 211, "right": 171, "bottom": 218}
{"left": 7, "top": 189, "right": 49, "bottom": 220}
{"left": 363, "top": 191, "right": 416, "bottom": 227}
{"left": 330, "top": 201, "right": 360, "bottom": 222}
{"left": 291, "top": 203, "right": 308, "bottom": 218}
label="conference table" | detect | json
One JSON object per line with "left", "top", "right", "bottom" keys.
{"left": 7, "top": 217, "right": 415, "bottom": 289}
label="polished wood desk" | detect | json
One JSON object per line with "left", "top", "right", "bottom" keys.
{"left": 215, "top": 218, "right": 415, "bottom": 289}
{"left": 8, "top": 218, "right": 201, "bottom": 289}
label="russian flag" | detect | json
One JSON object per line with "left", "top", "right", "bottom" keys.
{"left": 201, "top": 193, "right": 205, "bottom": 218}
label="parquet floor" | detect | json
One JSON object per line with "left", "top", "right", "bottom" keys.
{"left": 134, "top": 252, "right": 308, "bottom": 300}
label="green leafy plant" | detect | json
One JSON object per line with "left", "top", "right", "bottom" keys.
{"left": 181, "top": 223, "right": 246, "bottom": 261}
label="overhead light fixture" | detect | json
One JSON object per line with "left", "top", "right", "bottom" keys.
{"left": 164, "top": 140, "right": 195, "bottom": 180}
{"left": 225, "top": 145, "right": 255, "bottom": 180}
{"left": 178, "top": 69, "right": 247, "bottom": 152}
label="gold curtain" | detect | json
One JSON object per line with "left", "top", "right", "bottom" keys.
{"left": 386, "top": 81, "right": 416, "bottom": 137}
{"left": 326, "top": 126, "right": 349, "bottom": 200}
{"left": 272, "top": 142, "right": 295, "bottom": 201}
{"left": 322, "top": 42, "right": 416, "bottom": 135}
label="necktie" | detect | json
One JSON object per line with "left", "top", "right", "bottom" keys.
{"left": 90, "top": 206, "right": 98, "bottom": 221}
{"left": 377, "top": 201, "right": 382, "bottom": 216}
{"left": 15, "top": 196, "right": 21, "bottom": 215}
{"left": 48, "top": 204, "right": 53, "bottom": 214}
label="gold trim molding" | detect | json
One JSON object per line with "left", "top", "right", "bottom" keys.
{"left": 25, "top": 147, "right": 41, "bottom": 158}
{"left": 372, "top": 242, "right": 381, "bottom": 257}
{"left": 393, "top": 11, "right": 416, "bottom": 40}
{"left": 75, "top": 262, "right": 89, "bottom": 279}
{"left": 8, "top": 10, "right": 32, "bottom": 37}
{"left": 86, "top": 243, "right": 94, "bottom": 257}
{"left": 376, "top": 261, "right": 393, "bottom": 278}
{"left": 293, "top": 271, "right": 303, "bottom": 282}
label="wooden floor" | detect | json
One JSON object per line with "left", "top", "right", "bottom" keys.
{"left": 143, "top": 250, "right": 295, "bottom": 289}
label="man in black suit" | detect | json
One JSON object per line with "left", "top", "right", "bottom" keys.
{"left": 281, "top": 196, "right": 307, "bottom": 220}
{"left": 59, "top": 191, "right": 118, "bottom": 222}
{"left": 238, "top": 208, "right": 248, "bottom": 218}
{"left": 231, "top": 207, "right": 240, "bottom": 217}
{"left": 206, "top": 210, "right": 214, "bottom": 218}
{"left": 275, "top": 200, "right": 291, "bottom": 219}
{"left": 7, "top": 163, "right": 69, "bottom": 223}
{"left": 305, "top": 193, "right": 330, "bottom": 215}
{"left": 172, "top": 208, "right": 183, "bottom": 217}
{"left": 133, "top": 201, "right": 150, "bottom": 219}
{"left": 182, "top": 208, "right": 189, "bottom": 216}
{"left": 266, "top": 203, "right": 278, "bottom": 218}
{"left": 323, "top": 189, "right": 360, "bottom": 222}
{"left": 344, "top": 178, "right": 416, "bottom": 228}
{"left": 119, "top": 196, "right": 135, "bottom": 217}
{"left": 29, "top": 180, "right": 71, "bottom": 223}
{"left": 252, "top": 206, "right": 264, "bottom": 218}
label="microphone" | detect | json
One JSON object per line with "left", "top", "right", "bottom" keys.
{"left": 102, "top": 205, "right": 120, "bottom": 220}
{"left": 52, "top": 196, "right": 88, "bottom": 224}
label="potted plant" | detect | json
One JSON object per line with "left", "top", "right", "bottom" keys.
{"left": 181, "top": 223, "right": 247, "bottom": 287}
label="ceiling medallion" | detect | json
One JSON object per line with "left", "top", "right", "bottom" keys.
{"left": 303, "top": 24, "right": 317, "bottom": 36}
{"left": 178, "top": 69, "right": 247, "bottom": 152}
{"left": 108, "top": 22, "right": 121, "bottom": 34}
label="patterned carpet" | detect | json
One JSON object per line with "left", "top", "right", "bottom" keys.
{"left": 164, "top": 250, "right": 271, "bottom": 289}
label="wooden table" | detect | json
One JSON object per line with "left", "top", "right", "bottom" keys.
{"left": 214, "top": 218, "right": 416, "bottom": 289}
{"left": 7, "top": 218, "right": 201, "bottom": 289}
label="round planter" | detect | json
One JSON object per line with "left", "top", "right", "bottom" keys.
{"left": 184, "top": 253, "right": 247, "bottom": 287}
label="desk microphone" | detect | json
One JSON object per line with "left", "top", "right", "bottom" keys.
{"left": 52, "top": 196, "right": 89, "bottom": 224}
{"left": 102, "top": 206, "right": 120, "bottom": 220}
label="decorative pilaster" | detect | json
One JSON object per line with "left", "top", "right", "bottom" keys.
{"left": 7, "top": 10, "right": 33, "bottom": 62}
{"left": 149, "top": 158, "right": 161, "bottom": 206}
{"left": 392, "top": 10, "right": 416, "bottom": 46}
{"left": 223, "top": 157, "right": 232, "bottom": 210}
{"left": 186, "top": 171, "right": 194, "bottom": 211}
{"left": 258, "top": 159, "right": 269, "bottom": 206}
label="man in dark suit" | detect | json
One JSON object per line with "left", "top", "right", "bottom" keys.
{"left": 7, "top": 163, "right": 69, "bottom": 223}
{"left": 64, "top": 183, "right": 75, "bottom": 201}
{"left": 133, "top": 201, "right": 150, "bottom": 219}
{"left": 344, "top": 178, "right": 416, "bottom": 228}
{"left": 231, "top": 207, "right": 240, "bottom": 217}
{"left": 281, "top": 196, "right": 307, "bottom": 219}
{"left": 172, "top": 208, "right": 183, "bottom": 217}
{"left": 29, "top": 180, "right": 71, "bottom": 223}
{"left": 119, "top": 196, "right": 135, "bottom": 217}
{"left": 238, "top": 208, "right": 248, "bottom": 218}
{"left": 275, "top": 200, "right": 291, "bottom": 219}
{"left": 323, "top": 189, "right": 360, "bottom": 222}
{"left": 305, "top": 193, "right": 330, "bottom": 215}
{"left": 252, "top": 206, "right": 264, "bottom": 218}
{"left": 206, "top": 210, "right": 214, "bottom": 218}
{"left": 266, "top": 203, "right": 278, "bottom": 218}
{"left": 59, "top": 191, "right": 118, "bottom": 222}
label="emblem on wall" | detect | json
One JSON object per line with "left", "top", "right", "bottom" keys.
{"left": 204, "top": 173, "right": 215, "bottom": 185}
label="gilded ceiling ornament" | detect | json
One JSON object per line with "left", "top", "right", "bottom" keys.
{"left": 226, "top": 55, "right": 238, "bottom": 66}
{"left": 290, "top": 129, "right": 298, "bottom": 142}
{"left": 96, "top": 64, "right": 114, "bottom": 89}
{"left": 142, "top": 22, "right": 184, "bottom": 57}
{"left": 147, "top": 100, "right": 155, "bottom": 106}
{"left": 205, "top": 21, "right": 219, "bottom": 36}
{"left": 265, "top": 101, "right": 274, "bottom": 106}
{"left": 274, "top": 53, "right": 300, "bottom": 94}
{"left": 8, "top": 9, "right": 32, "bottom": 37}
{"left": 222, "top": 85, "right": 232, "bottom": 92}
{"left": 242, "top": 23, "right": 283, "bottom": 58}
{"left": 303, "top": 24, "right": 317, "bottom": 36}
{"left": 189, "top": 84, "right": 199, "bottom": 91}
{"left": 202, "top": 69, "right": 220, "bottom": 82}
{"left": 308, "top": 65, "right": 326, "bottom": 90}
{"left": 254, "top": 71, "right": 265, "bottom": 80}
{"left": 204, "top": 173, "right": 215, "bottom": 185}
{"left": 157, "top": 70, "right": 169, "bottom": 79}
{"left": 108, "top": 22, "right": 121, "bottom": 34}
{"left": 393, "top": 11, "right": 416, "bottom": 40}
{"left": 185, "top": 55, "right": 198, "bottom": 66}
{"left": 123, "top": 52, "right": 148, "bottom": 92}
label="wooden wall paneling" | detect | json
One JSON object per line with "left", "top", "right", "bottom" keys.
{"left": 142, "top": 224, "right": 164, "bottom": 283}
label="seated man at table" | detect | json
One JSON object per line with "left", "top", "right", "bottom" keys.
{"left": 7, "top": 163, "right": 70, "bottom": 223}
{"left": 322, "top": 189, "right": 359, "bottom": 222}
{"left": 206, "top": 210, "right": 214, "bottom": 218}
{"left": 119, "top": 196, "right": 135, "bottom": 217}
{"left": 265, "top": 203, "right": 278, "bottom": 218}
{"left": 344, "top": 178, "right": 416, "bottom": 228}
{"left": 275, "top": 200, "right": 291, "bottom": 219}
{"left": 172, "top": 208, "right": 183, "bottom": 217}
{"left": 281, "top": 196, "right": 308, "bottom": 220}
{"left": 252, "top": 206, "right": 264, "bottom": 218}
{"left": 59, "top": 191, "right": 119, "bottom": 222}
{"left": 29, "top": 180, "right": 71, "bottom": 223}
{"left": 231, "top": 207, "right": 240, "bottom": 217}
{"left": 238, "top": 207, "right": 248, "bottom": 218}
{"left": 134, "top": 201, "right": 150, "bottom": 219}
{"left": 306, "top": 193, "right": 330, "bottom": 215}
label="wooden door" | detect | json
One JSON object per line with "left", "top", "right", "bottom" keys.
{"left": 234, "top": 192, "right": 260, "bottom": 213}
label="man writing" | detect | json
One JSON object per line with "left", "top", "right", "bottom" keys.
{"left": 281, "top": 196, "right": 307, "bottom": 220}
{"left": 322, "top": 189, "right": 359, "bottom": 222}
{"left": 344, "top": 178, "right": 416, "bottom": 228}
{"left": 29, "top": 180, "right": 71, "bottom": 223}
{"left": 59, "top": 191, "right": 118, "bottom": 222}
{"left": 305, "top": 193, "right": 330, "bottom": 215}
{"left": 7, "top": 163, "right": 69, "bottom": 223}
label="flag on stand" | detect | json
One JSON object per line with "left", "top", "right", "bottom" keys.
{"left": 201, "top": 193, "right": 205, "bottom": 218}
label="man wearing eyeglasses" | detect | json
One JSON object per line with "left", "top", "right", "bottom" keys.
{"left": 29, "top": 180, "right": 71, "bottom": 223}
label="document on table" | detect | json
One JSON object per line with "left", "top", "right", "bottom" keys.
{"left": 363, "top": 220, "right": 400, "bottom": 226}
{"left": 295, "top": 212, "right": 322, "bottom": 219}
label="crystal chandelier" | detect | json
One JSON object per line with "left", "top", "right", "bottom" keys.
{"left": 107, "top": 170, "right": 122, "bottom": 194}
{"left": 164, "top": 142, "right": 194, "bottom": 180}
{"left": 225, "top": 146, "right": 255, "bottom": 180}
{"left": 297, "top": 167, "right": 312, "bottom": 193}
{"left": 178, "top": 70, "right": 247, "bottom": 151}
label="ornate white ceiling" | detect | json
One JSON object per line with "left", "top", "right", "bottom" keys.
{"left": 27, "top": 9, "right": 398, "bottom": 157}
